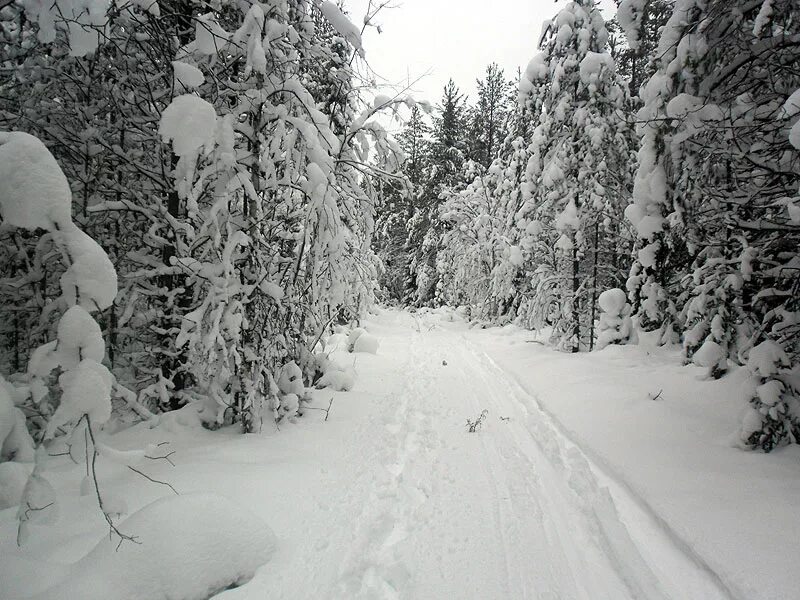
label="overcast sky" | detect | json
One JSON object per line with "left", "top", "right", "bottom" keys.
{"left": 344, "top": 0, "right": 618, "bottom": 107}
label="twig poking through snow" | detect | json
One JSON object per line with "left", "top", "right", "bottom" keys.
{"left": 466, "top": 409, "right": 489, "bottom": 432}
{"left": 649, "top": 389, "right": 664, "bottom": 401}
{"left": 305, "top": 396, "right": 336, "bottom": 421}
{"left": 127, "top": 466, "right": 179, "bottom": 496}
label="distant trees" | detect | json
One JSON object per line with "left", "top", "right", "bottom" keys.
{"left": 391, "top": 0, "right": 799, "bottom": 452}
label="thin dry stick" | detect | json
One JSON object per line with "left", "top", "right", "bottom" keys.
{"left": 305, "top": 396, "right": 335, "bottom": 421}
{"left": 84, "top": 415, "right": 140, "bottom": 550}
{"left": 127, "top": 465, "right": 179, "bottom": 496}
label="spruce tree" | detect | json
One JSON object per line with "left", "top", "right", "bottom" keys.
{"left": 516, "top": 0, "right": 635, "bottom": 351}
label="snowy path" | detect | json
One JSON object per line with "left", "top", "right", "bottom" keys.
{"left": 0, "top": 309, "right": 737, "bottom": 600}
{"left": 221, "top": 310, "right": 731, "bottom": 600}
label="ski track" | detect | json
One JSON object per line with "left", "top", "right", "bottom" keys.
{"left": 330, "top": 312, "right": 736, "bottom": 600}
{"left": 219, "top": 310, "right": 736, "bottom": 600}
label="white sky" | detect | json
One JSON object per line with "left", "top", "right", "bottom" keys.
{"left": 344, "top": 0, "right": 618, "bottom": 107}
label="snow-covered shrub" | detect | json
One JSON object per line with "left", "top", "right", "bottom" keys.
{"left": 738, "top": 341, "right": 800, "bottom": 452}
{"left": 596, "top": 289, "right": 635, "bottom": 350}
{"left": 276, "top": 361, "right": 307, "bottom": 419}
{"left": 315, "top": 367, "right": 356, "bottom": 392}
{"left": 0, "top": 131, "right": 122, "bottom": 543}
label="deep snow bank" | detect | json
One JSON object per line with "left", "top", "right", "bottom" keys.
{"left": 32, "top": 493, "right": 276, "bottom": 600}
{"left": 425, "top": 310, "right": 800, "bottom": 600}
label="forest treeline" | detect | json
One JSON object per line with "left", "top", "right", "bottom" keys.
{"left": 0, "top": 0, "right": 797, "bottom": 454}
{"left": 374, "top": 0, "right": 800, "bottom": 452}
{"left": 0, "top": 0, "right": 407, "bottom": 441}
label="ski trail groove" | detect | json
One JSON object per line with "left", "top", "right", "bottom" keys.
{"left": 461, "top": 334, "right": 736, "bottom": 600}
{"left": 334, "top": 330, "right": 439, "bottom": 599}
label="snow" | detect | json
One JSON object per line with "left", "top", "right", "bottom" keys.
{"left": 752, "top": 0, "right": 774, "bottom": 37}
{"left": 46, "top": 359, "right": 113, "bottom": 438}
{"left": 598, "top": 288, "right": 627, "bottom": 315}
{"left": 747, "top": 340, "right": 790, "bottom": 377}
{"left": 172, "top": 61, "right": 204, "bottom": 90}
{"left": 0, "top": 461, "right": 31, "bottom": 509}
{"left": 195, "top": 13, "right": 230, "bottom": 55}
{"left": 23, "top": 0, "right": 109, "bottom": 57}
{"left": 352, "top": 332, "right": 379, "bottom": 354}
{"left": 692, "top": 339, "right": 724, "bottom": 369}
{"left": 2, "top": 309, "right": 799, "bottom": 600}
{"left": 277, "top": 361, "right": 304, "bottom": 397}
{"left": 782, "top": 88, "right": 800, "bottom": 118}
{"left": 346, "top": 327, "right": 366, "bottom": 352}
{"left": 315, "top": 365, "right": 355, "bottom": 391}
{"left": 579, "top": 51, "right": 615, "bottom": 85}
{"left": 54, "top": 306, "right": 105, "bottom": 368}
{"left": 616, "top": 0, "right": 644, "bottom": 50}
{"left": 597, "top": 289, "right": 634, "bottom": 349}
{"left": 0, "top": 380, "right": 35, "bottom": 463}
{"left": 32, "top": 493, "right": 276, "bottom": 600}
{"left": 58, "top": 226, "right": 118, "bottom": 311}
{"left": 0, "top": 132, "right": 72, "bottom": 231}
{"left": 318, "top": 1, "right": 364, "bottom": 59}
{"left": 159, "top": 95, "right": 217, "bottom": 158}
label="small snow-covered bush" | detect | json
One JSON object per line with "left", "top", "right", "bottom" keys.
{"left": 738, "top": 341, "right": 800, "bottom": 452}
{"left": 315, "top": 366, "right": 356, "bottom": 392}
{"left": 596, "top": 289, "right": 635, "bottom": 350}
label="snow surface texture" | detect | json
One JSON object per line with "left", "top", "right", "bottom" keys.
{"left": 0, "top": 461, "right": 32, "bottom": 510}
{"left": 31, "top": 493, "right": 276, "bottom": 600}
{"left": 5, "top": 308, "right": 793, "bottom": 600}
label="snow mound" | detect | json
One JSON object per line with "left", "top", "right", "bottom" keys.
{"left": 353, "top": 333, "right": 379, "bottom": 354}
{"left": 315, "top": 367, "right": 355, "bottom": 392}
{"left": 59, "top": 226, "right": 118, "bottom": 311}
{"left": 34, "top": 493, "right": 276, "bottom": 600}
{"left": 346, "top": 327, "right": 366, "bottom": 352}
{"left": 692, "top": 339, "right": 724, "bottom": 369}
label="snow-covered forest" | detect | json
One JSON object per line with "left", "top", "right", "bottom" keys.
{"left": 0, "top": 0, "right": 798, "bottom": 599}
